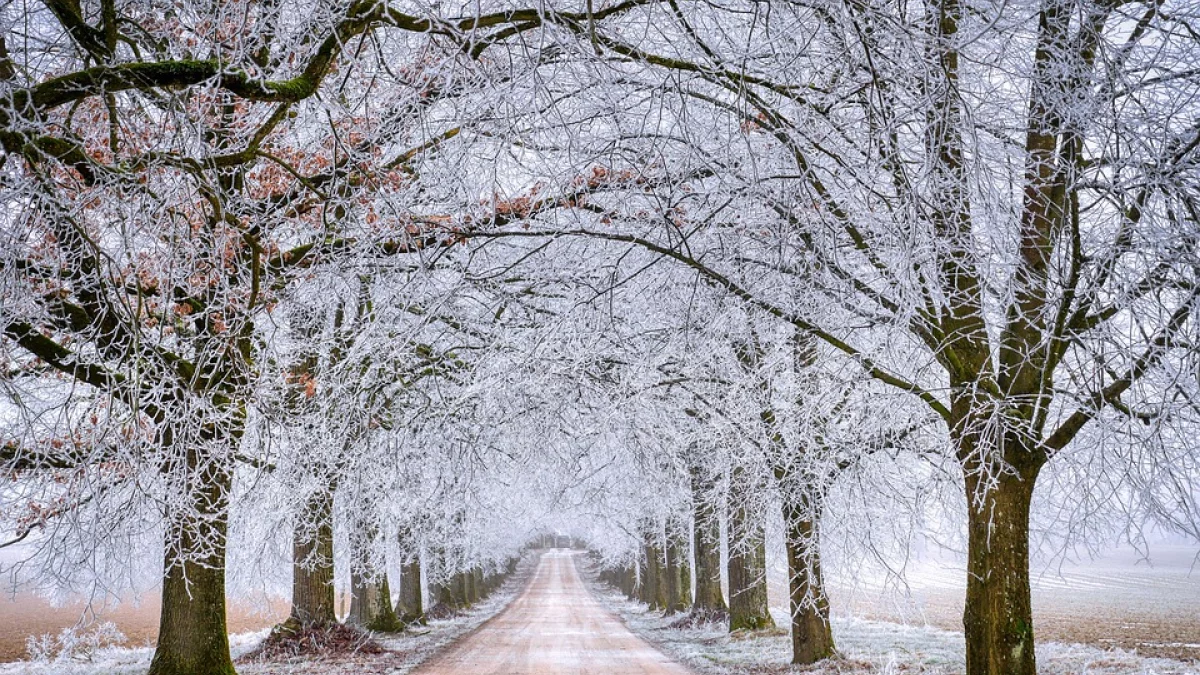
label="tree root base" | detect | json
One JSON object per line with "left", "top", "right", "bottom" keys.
{"left": 239, "top": 620, "right": 384, "bottom": 661}
{"left": 668, "top": 608, "right": 729, "bottom": 628}
{"left": 425, "top": 603, "right": 466, "bottom": 620}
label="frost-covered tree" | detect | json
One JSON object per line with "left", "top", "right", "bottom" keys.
{"left": 4, "top": 1, "right": 1198, "bottom": 674}
{"left": 461, "top": 0, "right": 1200, "bottom": 671}
{"left": 0, "top": 0, "right": 641, "bottom": 671}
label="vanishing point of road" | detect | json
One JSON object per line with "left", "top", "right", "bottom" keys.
{"left": 413, "top": 549, "right": 693, "bottom": 674}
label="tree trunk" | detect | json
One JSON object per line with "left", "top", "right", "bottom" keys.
{"left": 637, "top": 558, "right": 649, "bottom": 604}
{"left": 680, "top": 551, "right": 692, "bottom": 607}
{"left": 642, "top": 540, "right": 667, "bottom": 610}
{"left": 288, "top": 490, "right": 336, "bottom": 626}
{"left": 455, "top": 571, "right": 468, "bottom": 608}
{"left": 665, "top": 523, "right": 688, "bottom": 614}
{"left": 783, "top": 494, "right": 834, "bottom": 664}
{"left": 148, "top": 456, "right": 235, "bottom": 675}
{"left": 348, "top": 568, "right": 400, "bottom": 631}
{"left": 397, "top": 557, "right": 425, "bottom": 625}
{"left": 623, "top": 565, "right": 637, "bottom": 599}
{"left": 442, "top": 569, "right": 468, "bottom": 609}
{"left": 963, "top": 466, "right": 1040, "bottom": 675}
{"left": 430, "top": 548, "right": 460, "bottom": 614}
{"left": 728, "top": 484, "right": 774, "bottom": 631}
{"left": 434, "top": 577, "right": 456, "bottom": 611}
{"left": 692, "top": 484, "right": 727, "bottom": 617}
{"left": 466, "top": 569, "right": 477, "bottom": 605}
{"left": 347, "top": 520, "right": 400, "bottom": 631}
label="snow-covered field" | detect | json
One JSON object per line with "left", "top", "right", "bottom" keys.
{"left": 0, "top": 559, "right": 535, "bottom": 675}
{"left": 4, "top": 548, "right": 1198, "bottom": 674}
{"left": 820, "top": 545, "right": 1200, "bottom": 662}
{"left": 591, "top": 575, "right": 1200, "bottom": 674}
{"left": 0, "top": 600, "right": 504, "bottom": 675}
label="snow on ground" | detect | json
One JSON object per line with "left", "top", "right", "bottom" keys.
{"left": 0, "top": 629, "right": 273, "bottom": 675}
{"left": 820, "top": 545, "right": 1200, "bottom": 661}
{"left": 588, "top": 578, "right": 1200, "bottom": 674}
{"left": 5, "top": 552, "right": 1196, "bottom": 675}
{"left": 0, "top": 557, "right": 536, "bottom": 675}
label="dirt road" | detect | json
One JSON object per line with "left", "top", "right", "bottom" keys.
{"left": 413, "top": 549, "right": 692, "bottom": 675}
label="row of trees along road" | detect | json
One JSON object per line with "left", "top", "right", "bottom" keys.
{"left": 3, "top": 1, "right": 1199, "bottom": 675}
{"left": 475, "top": 0, "right": 1200, "bottom": 671}
{"left": 0, "top": 0, "right": 648, "bottom": 672}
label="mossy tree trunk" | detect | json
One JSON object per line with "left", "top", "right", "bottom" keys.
{"left": 348, "top": 569, "right": 400, "bottom": 631}
{"left": 642, "top": 539, "right": 667, "bottom": 610}
{"left": 434, "top": 577, "right": 456, "bottom": 611}
{"left": 429, "top": 547, "right": 457, "bottom": 614}
{"left": 347, "top": 521, "right": 400, "bottom": 631}
{"left": 691, "top": 474, "right": 726, "bottom": 617}
{"left": 680, "top": 551, "right": 692, "bottom": 607}
{"left": 471, "top": 568, "right": 484, "bottom": 604}
{"left": 637, "top": 553, "right": 646, "bottom": 603}
{"left": 148, "top": 443, "right": 236, "bottom": 675}
{"left": 397, "top": 556, "right": 425, "bottom": 625}
{"left": 963, "top": 457, "right": 1042, "bottom": 675}
{"left": 727, "top": 470, "right": 773, "bottom": 631}
{"left": 287, "top": 490, "right": 336, "bottom": 626}
{"left": 461, "top": 569, "right": 476, "bottom": 606}
{"left": 437, "top": 566, "right": 470, "bottom": 611}
{"left": 622, "top": 564, "right": 638, "bottom": 599}
{"left": 665, "top": 519, "right": 688, "bottom": 614}
{"left": 782, "top": 493, "right": 834, "bottom": 664}
{"left": 453, "top": 570, "right": 470, "bottom": 607}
